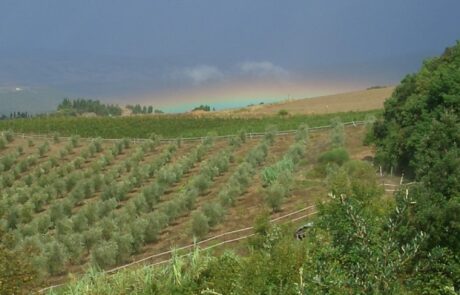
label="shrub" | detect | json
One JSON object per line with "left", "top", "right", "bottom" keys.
{"left": 3, "top": 130, "right": 14, "bottom": 143}
{"left": 330, "top": 118, "right": 345, "bottom": 147}
{"left": 286, "top": 143, "right": 305, "bottom": 161}
{"left": 265, "top": 182, "right": 286, "bottom": 212}
{"left": 52, "top": 132, "right": 60, "bottom": 143}
{"left": 261, "top": 158, "right": 294, "bottom": 187}
{"left": 278, "top": 109, "right": 289, "bottom": 116}
{"left": 38, "top": 142, "right": 49, "bottom": 157}
{"left": 163, "top": 201, "right": 180, "bottom": 223}
{"left": 36, "top": 214, "right": 52, "bottom": 234}
{"left": 144, "top": 214, "right": 162, "bottom": 243}
{"left": 80, "top": 149, "right": 90, "bottom": 159}
{"left": 318, "top": 147, "right": 350, "bottom": 166}
{"left": 193, "top": 174, "right": 211, "bottom": 194}
{"left": 60, "top": 233, "right": 84, "bottom": 264}
{"left": 59, "top": 148, "right": 68, "bottom": 159}
{"left": 45, "top": 241, "right": 68, "bottom": 275}
{"left": 70, "top": 135, "right": 80, "bottom": 148}
{"left": 264, "top": 125, "right": 277, "bottom": 144}
{"left": 149, "top": 133, "right": 161, "bottom": 145}
{"left": 191, "top": 211, "right": 209, "bottom": 239}
{"left": 202, "top": 202, "right": 225, "bottom": 227}
{"left": 228, "top": 136, "right": 242, "bottom": 147}
{"left": 239, "top": 129, "right": 247, "bottom": 143}
{"left": 113, "top": 232, "right": 134, "bottom": 263}
{"left": 83, "top": 227, "right": 103, "bottom": 252}
{"left": 49, "top": 203, "right": 64, "bottom": 224}
{"left": 91, "top": 240, "right": 118, "bottom": 268}
{"left": 130, "top": 219, "right": 148, "bottom": 253}
{"left": 295, "top": 124, "right": 309, "bottom": 142}
{"left": 0, "top": 137, "right": 5, "bottom": 150}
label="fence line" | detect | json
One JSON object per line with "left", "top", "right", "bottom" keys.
{"left": 37, "top": 205, "right": 316, "bottom": 293}
{"left": 4, "top": 121, "right": 366, "bottom": 144}
{"left": 36, "top": 177, "right": 421, "bottom": 293}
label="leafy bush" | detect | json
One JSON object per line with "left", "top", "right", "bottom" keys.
{"left": 264, "top": 125, "right": 277, "bottom": 144}
{"left": 45, "top": 241, "right": 68, "bottom": 275}
{"left": 70, "top": 135, "right": 80, "bottom": 148}
{"left": 278, "top": 109, "right": 289, "bottom": 116}
{"left": 91, "top": 240, "right": 118, "bottom": 268}
{"left": 38, "top": 142, "right": 50, "bottom": 157}
{"left": 265, "top": 182, "right": 286, "bottom": 212}
{"left": 261, "top": 158, "right": 294, "bottom": 187}
{"left": 330, "top": 117, "right": 345, "bottom": 148}
{"left": 3, "top": 130, "right": 14, "bottom": 143}
{"left": 295, "top": 123, "right": 309, "bottom": 142}
{"left": 202, "top": 202, "right": 225, "bottom": 227}
{"left": 191, "top": 211, "right": 209, "bottom": 239}
{"left": 318, "top": 147, "right": 349, "bottom": 166}
{"left": 53, "top": 132, "right": 60, "bottom": 143}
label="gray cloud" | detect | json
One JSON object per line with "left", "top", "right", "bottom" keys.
{"left": 178, "top": 65, "right": 224, "bottom": 85}
{"left": 238, "top": 61, "right": 289, "bottom": 79}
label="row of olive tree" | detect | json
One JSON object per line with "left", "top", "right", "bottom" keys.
{"left": 191, "top": 127, "right": 277, "bottom": 239}
{"left": 13, "top": 137, "right": 214, "bottom": 275}
{"left": 261, "top": 124, "right": 309, "bottom": 211}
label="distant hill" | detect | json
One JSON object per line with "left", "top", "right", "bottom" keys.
{"left": 0, "top": 86, "right": 65, "bottom": 116}
{"left": 228, "top": 86, "right": 395, "bottom": 116}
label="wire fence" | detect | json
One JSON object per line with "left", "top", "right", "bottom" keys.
{"left": 37, "top": 205, "right": 317, "bottom": 293}
{"left": 37, "top": 179, "right": 417, "bottom": 293}
{"left": 3, "top": 120, "right": 367, "bottom": 144}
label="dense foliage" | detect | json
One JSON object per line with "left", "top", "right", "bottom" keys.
{"left": 57, "top": 98, "right": 122, "bottom": 116}
{"left": 372, "top": 41, "right": 460, "bottom": 292}
{"left": 126, "top": 104, "right": 163, "bottom": 114}
{"left": 192, "top": 104, "right": 212, "bottom": 112}
{"left": 0, "top": 110, "right": 377, "bottom": 139}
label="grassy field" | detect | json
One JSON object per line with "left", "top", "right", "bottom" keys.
{"left": 227, "top": 86, "right": 394, "bottom": 116}
{"left": 0, "top": 110, "right": 380, "bottom": 138}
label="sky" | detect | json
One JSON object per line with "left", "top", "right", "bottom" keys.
{"left": 0, "top": 0, "right": 459, "bottom": 111}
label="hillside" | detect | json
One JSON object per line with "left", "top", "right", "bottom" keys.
{"left": 0, "top": 119, "right": 392, "bottom": 294}
{"left": 229, "top": 86, "right": 395, "bottom": 116}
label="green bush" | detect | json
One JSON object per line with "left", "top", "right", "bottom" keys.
{"left": 202, "top": 202, "right": 225, "bottom": 227}
{"left": 91, "top": 240, "right": 118, "bottom": 268}
{"left": 330, "top": 118, "right": 345, "bottom": 147}
{"left": 70, "top": 135, "right": 80, "bottom": 148}
{"left": 278, "top": 109, "right": 289, "bottom": 116}
{"left": 38, "top": 142, "right": 49, "bottom": 157}
{"left": 52, "top": 132, "right": 60, "bottom": 143}
{"left": 318, "top": 147, "right": 350, "bottom": 166}
{"left": 191, "top": 211, "right": 209, "bottom": 239}
{"left": 3, "top": 130, "right": 14, "bottom": 143}
{"left": 295, "top": 123, "right": 309, "bottom": 142}
{"left": 265, "top": 182, "right": 286, "bottom": 212}
{"left": 45, "top": 241, "right": 68, "bottom": 275}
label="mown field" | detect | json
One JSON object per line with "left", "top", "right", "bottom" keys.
{"left": 0, "top": 110, "right": 379, "bottom": 138}
{"left": 0, "top": 117, "right": 380, "bottom": 293}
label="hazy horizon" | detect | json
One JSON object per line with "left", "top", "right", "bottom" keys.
{"left": 1, "top": 0, "right": 459, "bottom": 112}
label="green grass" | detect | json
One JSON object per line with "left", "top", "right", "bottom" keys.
{"left": 0, "top": 110, "right": 381, "bottom": 139}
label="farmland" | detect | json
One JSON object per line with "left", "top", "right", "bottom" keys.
{"left": 0, "top": 116, "right": 377, "bottom": 292}
{"left": 0, "top": 110, "right": 379, "bottom": 139}
{"left": 2, "top": 41, "right": 459, "bottom": 293}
